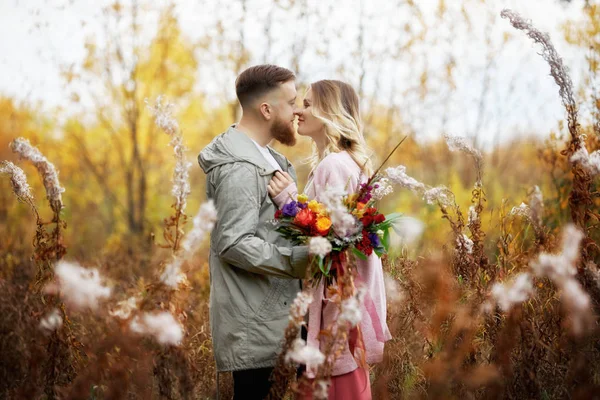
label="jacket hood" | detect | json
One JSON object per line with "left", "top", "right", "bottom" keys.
{"left": 198, "top": 125, "right": 289, "bottom": 175}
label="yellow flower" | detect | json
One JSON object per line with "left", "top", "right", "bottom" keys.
{"left": 297, "top": 193, "right": 308, "bottom": 204}
{"left": 316, "top": 216, "right": 332, "bottom": 234}
{"left": 353, "top": 202, "right": 367, "bottom": 218}
{"left": 308, "top": 200, "right": 326, "bottom": 215}
{"left": 345, "top": 194, "right": 358, "bottom": 207}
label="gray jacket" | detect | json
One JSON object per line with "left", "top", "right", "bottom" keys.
{"left": 198, "top": 126, "right": 309, "bottom": 372}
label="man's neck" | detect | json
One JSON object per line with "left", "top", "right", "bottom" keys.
{"left": 236, "top": 118, "right": 271, "bottom": 147}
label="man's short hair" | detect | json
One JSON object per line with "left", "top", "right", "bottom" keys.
{"left": 235, "top": 65, "right": 295, "bottom": 108}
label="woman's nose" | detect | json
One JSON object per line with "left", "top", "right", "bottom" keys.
{"left": 294, "top": 109, "right": 303, "bottom": 117}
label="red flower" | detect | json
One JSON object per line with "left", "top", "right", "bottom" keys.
{"left": 275, "top": 210, "right": 283, "bottom": 219}
{"left": 361, "top": 215, "right": 374, "bottom": 227}
{"left": 356, "top": 230, "right": 373, "bottom": 256}
{"left": 364, "top": 207, "right": 377, "bottom": 216}
{"left": 374, "top": 214, "right": 385, "bottom": 224}
{"left": 294, "top": 208, "right": 316, "bottom": 228}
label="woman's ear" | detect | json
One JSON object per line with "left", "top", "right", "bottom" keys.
{"left": 259, "top": 102, "right": 271, "bottom": 121}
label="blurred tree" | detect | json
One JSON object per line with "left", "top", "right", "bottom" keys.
{"left": 60, "top": 2, "right": 205, "bottom": 245}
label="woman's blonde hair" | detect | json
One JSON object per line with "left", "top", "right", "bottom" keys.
{"left": 307, "top": 80, "right": 373, "bottom": 177}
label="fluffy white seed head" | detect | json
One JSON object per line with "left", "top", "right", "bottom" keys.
{"left": 39, "top": 308, "right": 63, "bottom": 334}
{"left": 284, "top": 338, "right": 325, "bottom": 371}
{"left": 49, "top": 261, "right": 111, "bottom": 311}
{"left": 130, "top": 311, "right": 183, "bottom": 346}
{"left": 491, "top": 273, "right": 534, "bottom": 312}
{"left": 308, "top": 237, "right": 333, "bottom": 258}
{"left": 0, "top": 161, "right": 33, "bottom": 203}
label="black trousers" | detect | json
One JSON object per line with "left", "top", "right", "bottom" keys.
{"left": 232, "top": 367, "right": 275, "bottom": 400}
{"left": 232, "top": 326, "right": 308, "bottom": 400}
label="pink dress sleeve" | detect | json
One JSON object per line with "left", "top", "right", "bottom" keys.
{"left": 271, "top": 182, "right": 298, "bottom": 209}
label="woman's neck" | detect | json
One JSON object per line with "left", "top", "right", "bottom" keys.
{"left": 313, "top": 135, "right": 328, "bottom": 157}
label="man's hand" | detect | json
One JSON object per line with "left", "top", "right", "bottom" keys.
{"left": 267, "top": 171, "right": 294, "bottom": 198}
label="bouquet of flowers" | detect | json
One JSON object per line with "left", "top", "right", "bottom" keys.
{"left": 273, "top": 176, "right": 402, "bottom": 283}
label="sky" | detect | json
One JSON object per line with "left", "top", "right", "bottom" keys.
{"left": 0, "top": 0, "right": 593, "bottom": 148}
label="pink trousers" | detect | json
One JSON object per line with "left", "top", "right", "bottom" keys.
{"left": 297, "top": 367, "right": 372, "bottom": 400}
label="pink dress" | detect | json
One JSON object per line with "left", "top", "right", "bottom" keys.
{"left": 273, "top": 151, "right": 392, "bottom": 400}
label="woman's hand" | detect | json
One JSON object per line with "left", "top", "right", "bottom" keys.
{"left": 267, "top": 171, "right": 294, "bottom": 198}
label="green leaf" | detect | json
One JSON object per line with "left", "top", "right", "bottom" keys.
{"left": 374, "top": 248, "right": 384, "bottom": 258}
{"left": 325, "top": 258, "right": 333, "bottom": 274}
{"left": 318, "top": 256, "right": 325, "bottom": 274}
{"left": 351, "top": 247, "right": 368, "bottom": 261}
{"left": 376, "top": 213, "right": 403, "bottom": 230}
{"left": 382, "top": 228, "right": 390, "bottom": 252}
{"left": 384, "top": 212, "right": 403, "bottom": 221}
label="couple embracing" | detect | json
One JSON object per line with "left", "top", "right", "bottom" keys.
{"left": 198, "top": 64, "right": 392, "bottom": 400}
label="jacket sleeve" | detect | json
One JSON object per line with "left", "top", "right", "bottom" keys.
{"left": 212, "top": 163, "right": 309, "bottom": 278}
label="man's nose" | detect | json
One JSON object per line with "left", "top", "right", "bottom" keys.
{"left": 294, "top": 108, "right": 302, "bottom": 117}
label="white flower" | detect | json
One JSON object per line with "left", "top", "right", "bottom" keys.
{"left": 529, "top": 186, "right": 544, "bottom": 225}
{"left": 145, "top": 95, "right": 179, "bottom": 135}
{"left": 468, "top": 205, "right": 479, "bottom": 225}
{"left": 161, "top": 200, "right": 218, "bottom": 288}
{"left": 443, "top": 134, "right": 482, "bottom": 161}
{"left": 130, "top": 311, "right": 183, "bottom": 346}
{"left": 0, "top": 160, "right": 33, "bottom": 203}
{"left": 289, "top": 290, "right": 313, "bottom": 326}
{"left": 570, "top": 144, "right": 600, "bottom": 175}
{"left": 39, "top": 308, "right": 63, "bottom": 334}
{"left": 10, "top": 137, "right": 65, "bottom": 211}
{"left": 146, "top": 96, "right": 191, "bottom": 212}
{"left": 109, "top": 296, "right": 139, "bottom": 320}
{"left": 308, "top": 237, "right": 332, "bottom": 258}
{"left": 390, "top": 217, "right": 425, "bottom": 248}
{"left": 457, "top": 234, "right": 474, "bottom": 255}
{"left": 491, "top": 273, "right": 534, "bottom": 312}
{"left": 180, "top": 200, "right": 218, "bottom": 255}
{"left": 423, "top": 186, "right": 453, "bottom": 207}
{"left": 50, "top": 261, "right": 111, "bottom": 311}
{"left": 320, "top": 185, "right": 357, "bottom": 237}
{"left": 160, "top": 257, "right": 187, "bottom": 288}
{"left": 384, "top": 166, "right": 426, "bottom": 193}
{"left": 371, "top": 178, "right": 394, "bottom": 201}
{"left": 284, "top": 338, "right": 325, "bottom": 371}
{"left": 510, "top": 202, "right": 531, "bottom": 219}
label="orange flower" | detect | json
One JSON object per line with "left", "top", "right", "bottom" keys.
{"left": 354, "top": 202, "right": 367, "bottom": 218}
{"left": 315, "top": 216, "right": 332, "bottom": 235}
{"left": 294, "top": 208, "right": 316, "bottom": 228}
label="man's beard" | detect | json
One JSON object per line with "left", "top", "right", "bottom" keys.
{"left": 270, "top": 116, "right": 297, "bottom": 146}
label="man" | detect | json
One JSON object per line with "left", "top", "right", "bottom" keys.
{"left": 198, "top": 64, "right": 308, "bottom": 399}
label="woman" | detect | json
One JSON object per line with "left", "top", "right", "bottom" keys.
{"left": 269, "top": 80, "right": 392, "bottom": 399}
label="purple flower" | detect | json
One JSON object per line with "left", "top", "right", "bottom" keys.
{"left": 282, "top": 201, "right": 299, "bottom": 217}
{"left": 368, "top": 232, "right": 381, "bottom": 248}
{"left": 297, "top": 202, "right": 307, "bottom": 209}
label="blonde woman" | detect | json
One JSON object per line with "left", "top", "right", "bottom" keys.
{"left": 269, "top": 80, "right": 392, "bottom": 399}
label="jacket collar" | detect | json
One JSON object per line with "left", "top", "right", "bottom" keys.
{"left": 223, "top": 125, "right": 290, "bottom": 176}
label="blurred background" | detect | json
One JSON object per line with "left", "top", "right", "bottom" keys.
{"left": 0, "top": 0, "right": 597, "bottom": 259}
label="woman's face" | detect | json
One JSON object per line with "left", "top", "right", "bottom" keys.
{"left": 297, "top": 88, "right": 325, "bottom": 141}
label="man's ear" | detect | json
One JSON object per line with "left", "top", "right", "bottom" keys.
{"left": 259, "top": 102, "right": 272, "bottom": 121}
